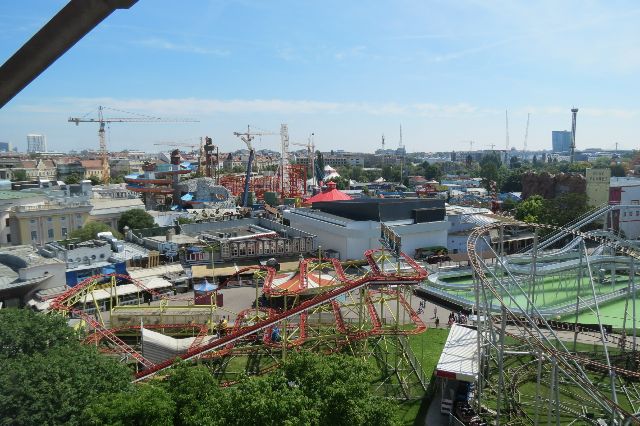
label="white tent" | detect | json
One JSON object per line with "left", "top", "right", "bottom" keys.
{"left": 435, "top": 324, "right": 478, "bottom": 382}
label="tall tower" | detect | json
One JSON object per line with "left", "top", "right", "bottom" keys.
{"left": 505, "top": 110, "right": 509, "bottom": 151}
{"left": 570, "top": 107, "right": 579, "bottom": 163}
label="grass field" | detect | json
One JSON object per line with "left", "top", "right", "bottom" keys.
{"left": 397, "top": 327, "right": 450, "bottom": 425}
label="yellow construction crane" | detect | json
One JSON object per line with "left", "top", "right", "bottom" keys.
{"left": 69, "top": 106, "right": 198, "bottom": 183}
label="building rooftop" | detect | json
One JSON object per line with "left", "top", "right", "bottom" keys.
{"left": 0, "top": 190, "right": 43, "bottom": 200}
{"left": 0, "top": 245, "right": 65, "bottom": 268}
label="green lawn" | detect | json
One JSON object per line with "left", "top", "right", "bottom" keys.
{"left": 397, "top": 327, "right": 450, "bottom": 425}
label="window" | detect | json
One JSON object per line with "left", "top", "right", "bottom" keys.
{"left": 31, "top": 230, "right": 37, "bottom": 241}
{"left": 6, "top": 234, "right": 10, "bottom": 243}
{"left": 60, "top": 216, "right": 66, "bottom": 221}
{"left": 61, "top": 227, "right": 67, "bottom": 236}
{"left": 4, "top": 218, "right": 8, "bottom": 227}
{"left": 30, "top": 219, "right": 36, "bottom": 224}
{"left": 47, "top": 217, "right": 52, "bottom": 222}
{"left": 48, "top": 229, "right": 54, "bottom": 239}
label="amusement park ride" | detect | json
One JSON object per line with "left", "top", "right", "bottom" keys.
{"left": 49, "top": 241, "right": 430, "bottom": 398}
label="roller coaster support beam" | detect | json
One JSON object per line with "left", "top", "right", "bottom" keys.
{"left": 581, "top": 240, "right": 618, "bottom": 409}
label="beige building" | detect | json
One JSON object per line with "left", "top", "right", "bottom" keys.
{"left": 89, "top": 197, "right": 145, "bottom": 230}
{"left": 9, "top": 200, "right": 92, "bottom": 245}
{"left": 80, "top": 159, "right": 104, "bottom": 181}
{"left": 586, "top": 168, "right": 611, "bottom": 207}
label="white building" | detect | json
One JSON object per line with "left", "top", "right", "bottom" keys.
{"left": 26, "top": 134, "right": 47, "bottom": 153}
{"left": 609, "top": 177, "right": 640, "bottom": 239}
{"left": 283, "top": 199, "right": 448, "bottom": 260}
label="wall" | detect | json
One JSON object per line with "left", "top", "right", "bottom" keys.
{"left": 585, "top": 168, "right": 611, "bottom": 207}
{"left": 284, "top": 208, "right": 448, "bottom": 260}
{"left": 610, "top": 181, "right": 640, "bottom": 239}
{"left": 12, "top": 203, "right": 91, "bottom": 245}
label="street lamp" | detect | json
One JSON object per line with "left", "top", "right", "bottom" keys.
{"left": 199, "top": 238, "right": 217, "bottom": 285}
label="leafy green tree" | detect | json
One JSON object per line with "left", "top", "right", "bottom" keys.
{"left": 611, "top": 163, "right": 626, "bottom": 177}
{"left": 479, "top": 152, "right": 505, "bottom": 190}
{"left": 70, "top": 221, "right": 122, "bottom": 242}
{"left": 11, "top": 169, "right": 27, "bottom": 181}
{"left": 545, "top": 193, "right": 589, "bottom": 227}
{"left": 64, "top": 173, "right": 82, "bottom": 184}
{"left": 514, "top": 195, "right": 545, "bottom": 223}
{"left": 422, "top": 162, "right": 443, "bottom": 181}
{"left": 110, "top": 174, "right": 126, "bottom": 184}
{"left": 224, "top": 374, "right": 318, "bottom": 426}
{"left": 502, "top": 198, "right": 518, "bottom": 211}
{"left": 0, "top": 309, "right": 131, "bottom": 426}
{"left": 89, "top": 175, "right": 102, "bottom": 185}
{"left": 81, "top": 384, "right": 175, "bottom": 426}
{"left": 327, "top": 176, "right": 350, "bottom": 190}
{"left": 118, "top": 209, "right": 155, "bottom": 232}
{"left": 0, "top": 309, "right": 76, "bottom": 357}
{"left": 282, "top": 352, "right": 398, "bottom": 426}
{"left": 500, "top": 170, "right": 523, "bottom": 192}
{"left": 161, "top": 364, "right": 226, "bottom": 426}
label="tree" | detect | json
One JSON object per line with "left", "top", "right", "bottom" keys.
{"left": 11, "top": 169, "right": 27, "bottom": 181}
{"left": 327, "top": 176, "right": 350, "bottom": 190}
{"left": 514, "top": 195, "right": 545, "bottom": 223}
{"left": 479, "top": 152, "right": 505, "bottom": 191}
{"left": 281, "top": 352, "right": 398, "bottom": 426}
{"left": 0, "top": 309, "right": 76, "bottom": 357}
{"left": 110, "top": 174, "right": 125, "bottom": 184}
{"left": 500, "top": 170, "right": 523, "bottom": 192}
{"left": 65, "top": 173, "right": 82, "bottom": 184}
{"left": 502, "top": 198, "right": 518, "bottom": 211}
{"left": 0, "top": 309, "right": 131, "bottom": 426}
{"left": 422, "top": 162, "right": 443, "bottom": 181}
{"left": 81, "top": 384, "right": 175, "bottom": 426}
{"left": 545, "top": 193, "right": 588, "bottom": 227}
{"left": 70, "top": 221, "right": 122, "bottom": 242}
{"left": 118, "top": 209, "right": 155, "bottom": 232}
{"left": 89, "top": 175, "right": 102, "bottom": 185}
{"left": 611, "top": 163, "right": 626, "bottom": 177}
{"left": 509, "top": 156, "right": 521, "bottom": 169}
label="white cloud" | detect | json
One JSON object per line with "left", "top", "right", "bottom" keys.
{"left": 16, "top": 97, "right": 640, "bottom": 122}
{"left": 15, "top": 97, "right": 502, "bottom": 119}
{"left": 134, "top": 38, "right": 229, "bottom": 56}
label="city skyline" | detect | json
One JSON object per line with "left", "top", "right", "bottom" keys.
{"left": 1, "top": 1, "right": 639, "bottom": 154}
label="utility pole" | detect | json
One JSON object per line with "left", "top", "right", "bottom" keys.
{"left": 523, "top": 113, "right": 530, "bottom": 160}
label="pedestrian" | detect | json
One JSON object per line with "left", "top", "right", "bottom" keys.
{"left": 435, "top": 317, "right": 440, "bottom": 328}
{"left": 433, "top": 306, "right": 438, "bottom": 319}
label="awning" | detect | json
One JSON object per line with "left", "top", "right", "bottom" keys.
{"left": 435, "top": 324, "right": 478, "bottom": 383}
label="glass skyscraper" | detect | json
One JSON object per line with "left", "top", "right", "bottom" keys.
{"left": 552, "top": 130, "right": 572, "bottom": 153}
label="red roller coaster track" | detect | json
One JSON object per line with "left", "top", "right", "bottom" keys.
{"left": 49, "top": 251, "right": 427, "bottom": 381}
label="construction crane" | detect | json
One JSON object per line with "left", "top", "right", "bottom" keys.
{"left": 290, "top": 134, "right": 315, "bottom": 187}
{"left": 69, "top": 106, "right": 198, "bottom": 184}
{"left": 233, "top": 125, "right": 276, "bottom": 207}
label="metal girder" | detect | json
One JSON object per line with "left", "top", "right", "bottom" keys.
{"left": 0, "top": 0, "right": 138, "bottom": 108}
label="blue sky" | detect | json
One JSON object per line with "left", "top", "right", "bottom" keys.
{"left": 1, "top": 0, "right": 639, "bottom": 154}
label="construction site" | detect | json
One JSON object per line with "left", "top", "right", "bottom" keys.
{"left": 123, "top": 124, "right": 310, "bottom": 210}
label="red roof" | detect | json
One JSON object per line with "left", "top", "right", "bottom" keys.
{"left": 306, "top": 181, "right": 352, "bottom": 203}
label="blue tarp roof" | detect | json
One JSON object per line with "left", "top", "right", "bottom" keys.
{"left": 194, "top": 280, "right": 217, "bottom": 292}
{"left": 181, "top": 193, "right": 193, "bottom": 201}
